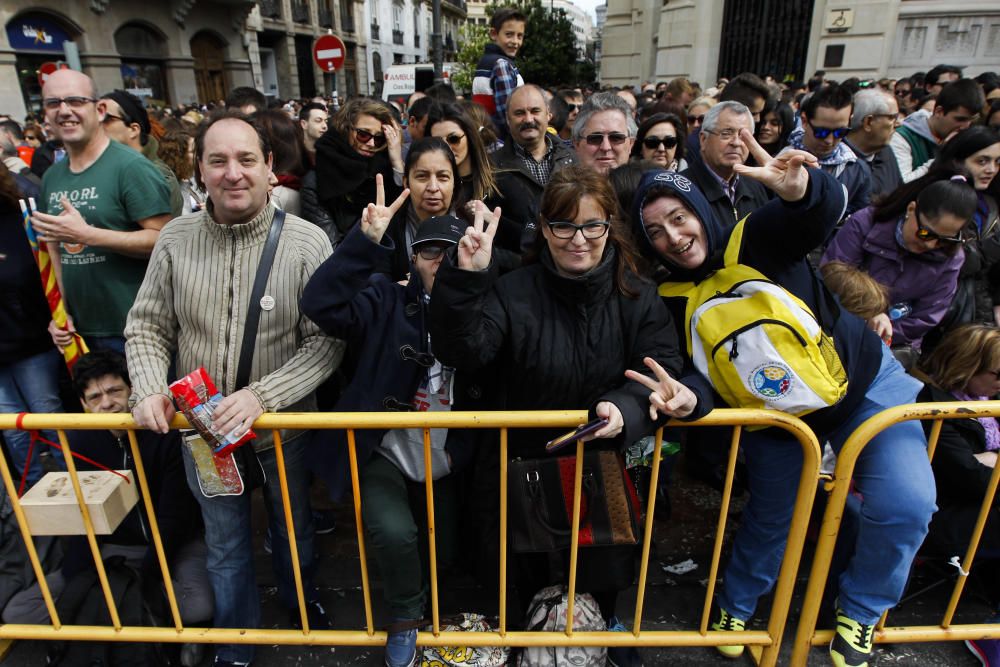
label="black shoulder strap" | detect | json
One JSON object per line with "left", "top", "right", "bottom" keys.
{"left": 236, "top": 208, "right": 286, "bottom": 390}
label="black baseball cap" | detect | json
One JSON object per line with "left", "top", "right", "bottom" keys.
{"left": 100, "top": 89, "right": 150, "bottom": 138}
{"left": 411, "top": 214, "right": 465, "bottom": 248}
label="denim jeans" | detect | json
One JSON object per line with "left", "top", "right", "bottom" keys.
{"left": 0, "top": 348, "right": 65, "bottom": 485}
{"left": 718, "top": 344, "right": 937, "bottom": 625}
{"left": 182, "top": 434, "right": 316, "bottom": 664}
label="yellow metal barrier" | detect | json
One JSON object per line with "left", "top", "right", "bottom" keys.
{"left": 0, "top": 409, "right": 820, "bottom": 666}
{"left": 792, "top": 401, "right": 1000, "bottom": 666}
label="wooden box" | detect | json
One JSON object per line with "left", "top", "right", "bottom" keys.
{"left": 19, "top": 470, "right": 139, "bottom": 536}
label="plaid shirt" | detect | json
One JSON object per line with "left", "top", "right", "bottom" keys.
{"left": 512, "top": 134, "right": 556, "bottom": 185}
{"left": 492, "top": 58, "right": 520, "bottom": 133}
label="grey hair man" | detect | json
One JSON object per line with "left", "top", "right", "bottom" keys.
{"left": 680, "top": 100, "right": 770, "bottom": 228}
{"left": 845, "top": 89, "right": 903, "bottom": 198}
{"left": 572, "top": 91, "right": 637, "bottom": 174}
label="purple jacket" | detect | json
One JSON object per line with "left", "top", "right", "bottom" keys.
{"left": 821, "top": 205, "right": 964, "bottom": 347}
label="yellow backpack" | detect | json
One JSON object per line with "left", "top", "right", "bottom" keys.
{"left": 658, "top": 219, "right": 848, "bottom": 417}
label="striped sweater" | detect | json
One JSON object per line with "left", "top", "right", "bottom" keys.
{"left": 125, "top": 202, "right": 345, "bottom": 450}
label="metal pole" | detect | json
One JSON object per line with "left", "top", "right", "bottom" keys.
{"left": 432, "top": 0, "right": 443, "bottom": 84}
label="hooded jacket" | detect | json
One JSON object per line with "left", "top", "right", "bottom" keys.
{"left": 821, "top": 205, "right": 964, "bottom": 348}
{"left": 630, "top": 168, "right": 884, "bottom": 435}
{"left": 890, "top": 109, "right": 939, "bottom": 183}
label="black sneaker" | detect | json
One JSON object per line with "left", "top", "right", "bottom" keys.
{"left": 829, "top": 609, "right": 874, "bottom": 667}
{"left": 290, "top": 600, "right": 333, "bottom": 630}
{"left": 313, "top": 508, "right": 337, "bottom": 535}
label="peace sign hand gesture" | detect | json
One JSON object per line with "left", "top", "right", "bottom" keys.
{"left": 732, "top": 129, "right": 819, "bottom": 203}
{"left": 624, "top": 356, "right": 699, "bottom": 420}
{"left": 457, "top": 201, "right": 502, "bottom": 271}
{"left": 361, "top": 173, "right": 410, "bottom": 244}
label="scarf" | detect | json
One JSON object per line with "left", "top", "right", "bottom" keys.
{"left": 787, "top": 128, "right": 857, "bottom": 174}
{"left": 952, "top": 389, "right": 1000, "bottom": 451}
{"left": 314, "top": 127, "right": 393, "bottom": 202}
{"left": 276, "top": 173, "right": 302, "bottom": 191}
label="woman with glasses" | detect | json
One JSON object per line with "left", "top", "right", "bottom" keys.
{"left": 313, "top": 98, "right": 404, "bottom": 246}
{"left": 426, "top": 103, "right": 498, "bottom": 212}
{"left": 685, "top": 96, "right": 716, "bottom": 136}
{"left": 301, "top": 175, "right": 482, "bottom": 667}
{"left": 821, "top": 171, "right": 977, "bottom": 359}
{"left": 428, "top": 163, "right": 708, "bottom": 667}
{"left": 631, "top": 112, "right": 685, "bottom": 171}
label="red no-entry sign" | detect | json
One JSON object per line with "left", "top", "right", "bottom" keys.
{"left": 313, "top": 34, "right": 346, "bottom": 72}
{"left": 37, "top": 61, "right": 68, "bottom": 87}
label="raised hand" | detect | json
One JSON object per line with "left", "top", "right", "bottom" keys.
{"left": 457, "top": 201, "right": 501, "bottom": 271}
{"left": 384, "top": 122, "right": 404, "bottom": 172}
{"left": 360, "top": 173, "right": 409, "bottom": 244}
{"left": 732, "top": 129, "right": 818, "bottom": 203}
{"left": 32, "top": 197, "right": 95, "bottom": 246}
{"left": 624, "top": 356, "right": 699, "bottom": 420}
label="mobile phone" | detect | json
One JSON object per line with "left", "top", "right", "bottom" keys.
{"left": 545, "top": 418, "right": 609, "bottom": 453}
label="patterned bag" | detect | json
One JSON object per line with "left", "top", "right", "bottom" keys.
{"left": 421, "top": 613, "right": 510, "bottom": 667}
{"left": 518, "top": 585, "right": 606, "bottom": 667}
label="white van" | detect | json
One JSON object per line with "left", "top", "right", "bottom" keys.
{"left": 381, "top": 63, "right": 456, "bottom": 108}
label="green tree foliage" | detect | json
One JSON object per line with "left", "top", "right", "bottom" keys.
{"left": 455, "top": 0, "right": 594, "bottom": 90}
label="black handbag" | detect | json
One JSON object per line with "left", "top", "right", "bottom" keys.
{"left": 508, "top": 450, "right": 641, "bottom": 553}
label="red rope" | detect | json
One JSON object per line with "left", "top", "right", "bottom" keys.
{"left": 14, "top": 412, "right": 131, "bottom": 497}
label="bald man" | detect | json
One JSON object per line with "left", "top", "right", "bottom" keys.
{"left": 31, "top": 69, "right": 172, "bottom": 353}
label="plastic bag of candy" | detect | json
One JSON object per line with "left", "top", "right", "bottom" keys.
{"left": 169, "top": 367, "right": 256, "bottom": 456}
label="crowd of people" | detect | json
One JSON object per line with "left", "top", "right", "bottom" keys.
{"left": 3, "top": 7, "right": 1000, "bottom": 667}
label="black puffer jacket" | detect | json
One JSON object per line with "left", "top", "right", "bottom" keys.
{"left": 429, "top": 245, "right": 711, "bottom": 458}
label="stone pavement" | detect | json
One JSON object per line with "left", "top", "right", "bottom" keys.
{"left": 2, "top": 450, "right": 988, "bottom": 666}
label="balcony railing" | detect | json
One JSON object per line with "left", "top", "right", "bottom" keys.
{"left": 292, "top": 2, "right": 310, "bottom": 23}
{"left": 260, "top": 0, "right": 282, "bottom": 19}
{"left": 318, "top": 7, "right": 333, "bottom": 27}
{"left": 341, "top": 1, "right": 355, "bottom": 32}
{"left": 392, "top": 29, "right": 404, "bottom": 45}
{"left": 414, "top": 34, "right": 420, "bottom": 48}
{"left": 370, "top": 22, "right": 380, "bottom": 40}
{"left": 444, "top": 35, "right": 455, "bottom": 51}
{"left": 442, "top": 0, "right": 467, "bottom": 12}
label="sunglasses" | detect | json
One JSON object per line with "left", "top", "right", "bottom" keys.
{"left": 546, "top": 220, "right": 611, "bottom": 239}
{"left": 43, "top": 96, "right": 97, "bottom": 110}
{"left": 642, "top": 135, "right": 679, "bottom": 150}
{"left": 353, "top": 127, "right": 386, "bottom": 148}
{"left": 691, "top": 114, "right": 706, "bottom": 125}
{"left": 101, "top": 113, "right": 129, "bottom": 126}
{"left": 415, "top": 245, "right": 449, "bottom": 260}
{"left": 584, "top": 132, "right": 628, "bottom": 147}
{"left": 915, "top": 210, "right": 963, "bottom": 244}
{"left": 442, "top": 133, "right": 465, "bottom": 146}
{"left": 806, "top": 120, "right": 849, "bottom": 140}
{"left": 566, "top": 103, "right": 580, "bottom": 112}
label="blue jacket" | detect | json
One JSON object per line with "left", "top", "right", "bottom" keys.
{"left": 631, "top": 168, "right": 884, "bottom": 435}
{"left": 300, "top": 226, "right": 482, "bottom": 496}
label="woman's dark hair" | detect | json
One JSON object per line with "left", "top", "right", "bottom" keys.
{"left": 631, "top": 113, "right": 686, "bottom": 166}
{"left": 457, "top": 99, "right": 500, "bottom": 149}
{"left": 526, "top": 164, "right": 643, "bottom": 299}
{"left": 609, "top": 160, "right": 660, "bottom": 226}
{"left": 873, "top": 169, "right": 978, "bottom": 247}
{"left": 758, "top": 103, "right": 795, "bottom": 155}
{"left": 254, "top": 109, "right": 306, "bottom": 178}
{"left": 0, "top": 162, "right": 19, "bottom": 211}
{"left": 935, "top": 126, "right": 1000, "bottom": 199}
{"left": 425, "top": 103, "right": 497, "bottom": 204}
{"left": 403, "top": 137, "right": 459, "bottom": 214}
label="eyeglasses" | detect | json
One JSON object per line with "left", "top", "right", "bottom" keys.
{"left": 702, "top": 127, "right": 745, "bottom": 141}
{"left": 101, "top": 113, "right": 127, "bottom": 125}
{"left": 415, "top": 245, "right": 449, "bottom": 260}
{"left": 43, "top": 96, "right": 97, "bottom": 110}
{"left": 584, "top": 132, "right": 628, "bottom": 147}
{"left": 353, "top": 127, "right": 386, "bottom": 147}
{"left": 546, "top": 220, "right": 611, "bottom": 239}
{"left": 914, "top": 210, "right": 964, "bottom": 244}
{"left": 867, "top": 113, "right": 898, "bottom": 122}
{"left": 442, "top": 133, "right": 465, "bottom": 146}
{"left": 806, "top": 120, "right": 849, "bottom": 140}
{"left": 642, "top": 135, "right": 679, "bottom": 150}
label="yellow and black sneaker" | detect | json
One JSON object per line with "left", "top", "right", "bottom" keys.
{"left": 830, "top": 609, "right": 875, "bottom": 667}
{"left": 710, "top": 607, "right": 746, "bottom": 659}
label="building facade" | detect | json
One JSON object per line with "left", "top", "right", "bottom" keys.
{"left": 601, "top": 0, "right": 1000, "bottom": 88}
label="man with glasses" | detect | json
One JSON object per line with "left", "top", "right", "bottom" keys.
{"left": 845, "top": 89, "right": 903, "bottom": 198}
{"left": 891, "top": 78, "right": 985, "bottom": 182}
{"left": 491, "top": 85, "right": 577, "bottom": 244}
{"left": 99, "top": 90, "right": 183, "bottom": 217}
{"left": 680, "top": 101, "right": 770, "bottom": 229}
{"left": 30, "top": 69, "right": 172, "bottom": 354}
{"left": 790, "top": 83, "right": 871, "bottom": 217}
{"left": 571, "top": 91, "right": 635, "bottom": 175}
